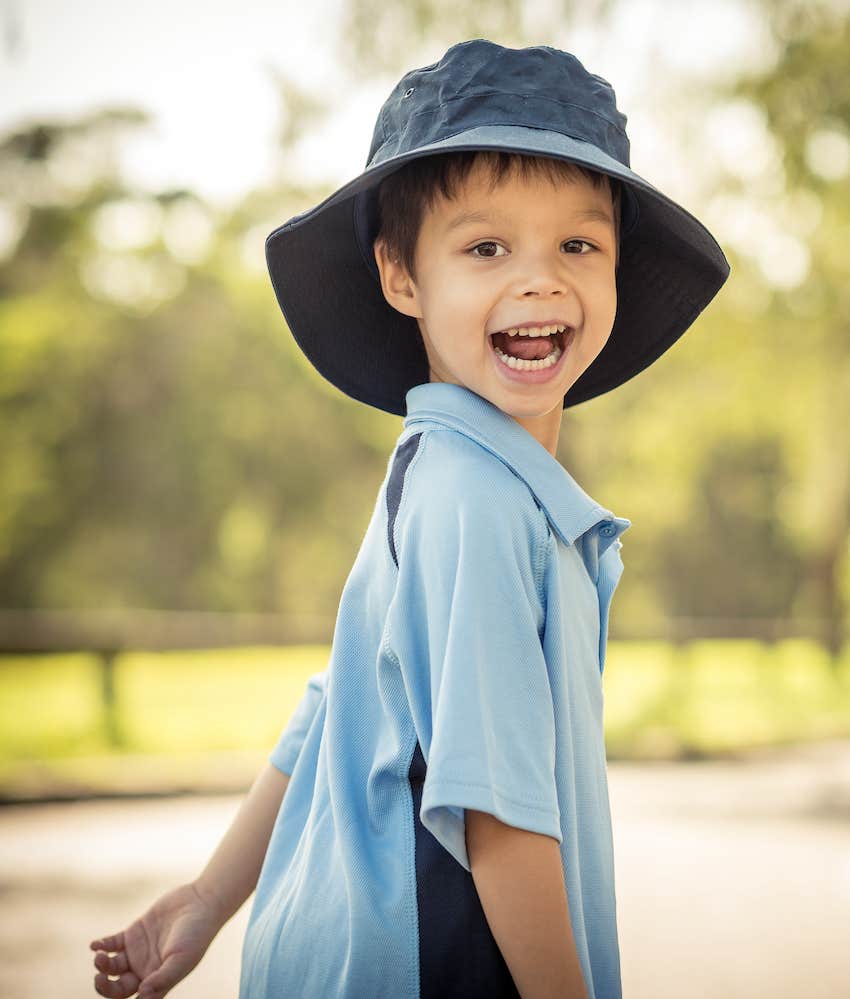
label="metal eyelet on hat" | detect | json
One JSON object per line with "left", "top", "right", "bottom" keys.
{"left": 402, "top": 87, "right": 415, "bottom": 98}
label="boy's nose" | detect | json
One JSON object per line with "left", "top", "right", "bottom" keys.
{"left": 512, "top": 251, "right": 575, "bottom": 298}
{"left": 518, "top": 269, "right": 571, "bottom": 299}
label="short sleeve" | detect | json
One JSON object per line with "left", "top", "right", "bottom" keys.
{"left": 269, "top": 670, "right": 328, "bottom": 776}
{"left": 386, "top": 433, "right": 561, "bottom": 872}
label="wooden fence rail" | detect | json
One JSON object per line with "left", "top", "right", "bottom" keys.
{"left": 1, "top": 609, "right": 845, "bottom": 748}
{"left": 0, "top": 608, "right": 844, "bottom": 654}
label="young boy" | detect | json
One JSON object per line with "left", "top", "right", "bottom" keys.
{"left": 90, "top": 38, "right": 729, "bottom": 999}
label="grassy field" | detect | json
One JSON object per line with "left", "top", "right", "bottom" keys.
{"left": 1, "top": 639, "right": 849, "bottom": 795}
{"left": 602, "top": 638, "right": 850, "bottom": 758}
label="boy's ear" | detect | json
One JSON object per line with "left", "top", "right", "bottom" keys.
{"left": 373, "top": 239, "right": 423, "bottom": 320}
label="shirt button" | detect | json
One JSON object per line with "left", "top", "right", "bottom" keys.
{"left": 599, "top": 521, "right": 617, "bottom": 537}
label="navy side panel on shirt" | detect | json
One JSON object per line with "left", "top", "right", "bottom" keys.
{"left": 408, "top": 740, "right": 521, "bottom": 998}
{"left": 387, "top": 432, "right": 521, "bottom": 998}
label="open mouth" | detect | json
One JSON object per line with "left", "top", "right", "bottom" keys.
{"left": 488, "top": 326, "right": 571, "bottom": 369}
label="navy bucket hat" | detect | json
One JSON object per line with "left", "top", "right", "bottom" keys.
{"left": 265, "top": 38, "right": 731, "bottom": 416}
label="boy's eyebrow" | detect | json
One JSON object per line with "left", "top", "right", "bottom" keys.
{"left": 445, "top": 207, "right": 614, "bottom": 231}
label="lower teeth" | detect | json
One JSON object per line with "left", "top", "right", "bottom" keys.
{"left": 493, "top": 342, "right": 563, "bottom": 370}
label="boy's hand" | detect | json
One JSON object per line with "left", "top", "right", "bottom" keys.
{"left": 89, "top": 881, "right": 221, "bottom": 998}
{"left": 89, "top": 762, "right": 292, "bottom": 998}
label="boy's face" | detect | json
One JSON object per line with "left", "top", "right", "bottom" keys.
{"left": 375, "top": 159, "right": 618, "bottom": 446}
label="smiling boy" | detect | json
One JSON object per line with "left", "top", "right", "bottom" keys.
{"left": 90, "top": 38, "right": 729, "bottom": 999}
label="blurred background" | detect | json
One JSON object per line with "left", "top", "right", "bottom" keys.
{"left": 1, "top": 0, "right": 849, "bottom": 996}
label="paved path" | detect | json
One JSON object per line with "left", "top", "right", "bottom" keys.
{"left": 1, "top": 739, "right": 848, "bottom": 998}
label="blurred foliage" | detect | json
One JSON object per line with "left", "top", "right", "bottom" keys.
{"left": 0, "top": 0, "right": 847, "bottom": 660}
{"left": 338, "top": 0, "right": 616, "bottom": 75}
{"left": 722, "top": 0, "right": 850, "bottom": 657}
{"left": 0, "top": 108, "right": 401, "bottom": 619}
{"left": 563, "top": 0, "right": 850, "bottom": 655}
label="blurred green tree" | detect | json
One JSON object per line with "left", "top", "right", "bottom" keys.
{"left": 711, "top": 0, "right": 850, "bottom": 656}
{"left": 0, "top": 0, "right": 846, "bottom": 662}
{"left": 0, "top": 103, "right": 399, "bottom": 620}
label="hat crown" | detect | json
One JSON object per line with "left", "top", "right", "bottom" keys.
{"left": 369, "top": 38, "right": 630, "bottom": 170}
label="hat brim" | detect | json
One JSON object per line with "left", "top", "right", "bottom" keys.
{"left": 266, "top": 124, "right": 730, "bottom": 415}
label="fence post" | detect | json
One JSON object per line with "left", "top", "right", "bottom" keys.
{"left": 99, "top": 649, "right": 124, "bottom": 748}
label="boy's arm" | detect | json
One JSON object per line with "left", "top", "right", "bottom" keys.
{"left": 192, "top": 669, "right": 326, "bottom": 929}
{"left": 193, "top": 762, "right": 291, "bottom": 929}
{"left": 465, "top": 809, "right": 589, "bottom": 999}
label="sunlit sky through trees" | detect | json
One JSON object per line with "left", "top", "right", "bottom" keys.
{"left": 2, "top": 0, "right": 775, "bottom": 203}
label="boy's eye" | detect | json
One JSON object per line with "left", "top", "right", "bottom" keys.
{"left": 469, "top": 241, "right": 507, "bottom": 258}
{"left": 563, "top": 239, "right": 596, "bottom": 254}
{"left": 468, "top": 239, "right": 596, "bottom": 258}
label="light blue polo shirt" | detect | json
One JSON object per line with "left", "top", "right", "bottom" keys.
{"left": 239, "top": 381, "right": 630, "bottom": 999}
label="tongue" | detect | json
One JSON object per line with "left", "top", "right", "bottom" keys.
{"left": 492, "top": 331, "right": 555, "bottom": 360}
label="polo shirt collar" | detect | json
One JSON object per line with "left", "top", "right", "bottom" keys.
{"left": 403, "top": 382, "right": 631, "bottom": 550}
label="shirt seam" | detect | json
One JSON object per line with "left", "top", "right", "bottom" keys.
{"left": 424, "top": 776, "right": 560, "bottom": 815}
{"left": 394, "top": 425, "right": 550, "bottom": 623}
{"left": 403, "top": 412, "right": 584, "bottom": 548}
{"left": 402, "top": 725, "right": 420, "bottom": 996}
{"left": 532, "top": 506, "right": 551, "bottom": 613}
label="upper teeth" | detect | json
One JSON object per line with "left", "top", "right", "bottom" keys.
{"left": 503, "top": 324, "right": 567, "bottom": 337}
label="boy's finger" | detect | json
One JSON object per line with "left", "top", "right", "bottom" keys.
{"left": 94, "top": 949, "right": 130, "bottom": 975}
{"left": 90, "top": 931, "right": 125, "bottom": 951}
{"left": 93, "top": 969, "right": 140, "bottom": 998}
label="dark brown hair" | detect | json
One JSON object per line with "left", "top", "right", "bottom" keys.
{"left": 374, "top": 150, "right": 623, "bottom": 282}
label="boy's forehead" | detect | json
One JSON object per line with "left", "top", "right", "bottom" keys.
{"left": 431, "top": 170, "right": 615, "bottom": 232}
{"left": 442, "top": 204, "right": 615, "bottom": 233}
